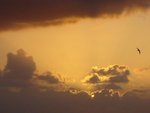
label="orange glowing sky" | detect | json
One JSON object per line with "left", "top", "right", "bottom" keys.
{"left": 1, "top": 1, "right": 150, "bottom": 113}
{"left": 0, "top": 11, "right": 150, "bottom": 82}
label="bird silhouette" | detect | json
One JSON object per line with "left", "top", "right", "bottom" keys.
{"left": 137, "top": 48, "right": 141, "bottom": 55}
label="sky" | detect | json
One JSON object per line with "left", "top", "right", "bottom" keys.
{"left": 0, "top": 0, "right": 150, "bottom": 113}
{"left": 1, "top": 11, "right": 150, "bottom": 78}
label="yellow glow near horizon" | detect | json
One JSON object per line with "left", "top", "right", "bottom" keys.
{"left": 0, "top": 11, "right": 150, "bottom": 80}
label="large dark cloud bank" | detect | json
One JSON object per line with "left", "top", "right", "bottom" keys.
{"left": 0, "top": 0, "right": 150, "bottom": 31}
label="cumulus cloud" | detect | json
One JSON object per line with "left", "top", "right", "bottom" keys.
{"left": 0, "top": 49, "right": 36, "bottom": 88}
{"left": 83, "top": 65, "right": 130, "bottom": 90}
{"left": 84, "top": 65, "right": 130, "bottom": 83}
{"left": 0, "top": 0, "right": 150, "bottom": 31}
{"left": 3, "top": 49, "right": 36, "bottom": 80}
{"left": 0, "top": 49, "right": 62, "bottom": 90}
{"left": 92, "top": 65, "right": 130, "bottom": 77}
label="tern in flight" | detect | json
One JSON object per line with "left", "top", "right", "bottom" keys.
{"left": 137, "top": 48, "right": 141, "bottom": 55}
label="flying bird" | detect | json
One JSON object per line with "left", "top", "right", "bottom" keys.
{"left": 137, "top": 48, "right": 141, "bottom": 55}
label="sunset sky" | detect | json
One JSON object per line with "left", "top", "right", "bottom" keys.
{"left": 1, "top": 11, "right": 150, "bottom": 78}
{"left": 0, "top": 1, "right": 150, "bottom": 113}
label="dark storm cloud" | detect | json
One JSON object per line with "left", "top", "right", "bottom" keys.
{"left": 0, "top": 0, "right": 150, "bottom": 31}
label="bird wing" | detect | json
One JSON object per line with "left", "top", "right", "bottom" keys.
{"left": 137, "top": 48, "right": 141, "bottom": 54}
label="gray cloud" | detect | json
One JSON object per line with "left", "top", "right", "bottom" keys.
{"left": 0, "top": 49, "right": 61, "bottom": 90}
{"left": 3, "top": 49, "right": 36, "bottom": 80}
{"left": 84, "top": 65, "right": 130, "bottom": 83}
{"left": 0, "top": 49, "right": 36, "bottom": 88}
{"left": 0, "top": 86, "right": 150, "bottom": 113}
{"left": 36, "top": 72, "right": 60, "bottom": 84}
{"left": 104, "top": 83, "right": 122, "bottom": 90}
{"left": 109, "top": 75, "right": 129, "bottom": 83}
{"left": 83, "top": 74, "right": 100, "bottom": 84}
{"left": 0, "top": 0, "right": 150, "bottom": 31}
{"left": 92, "top": 65, "right": 130, "bottom": 77}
